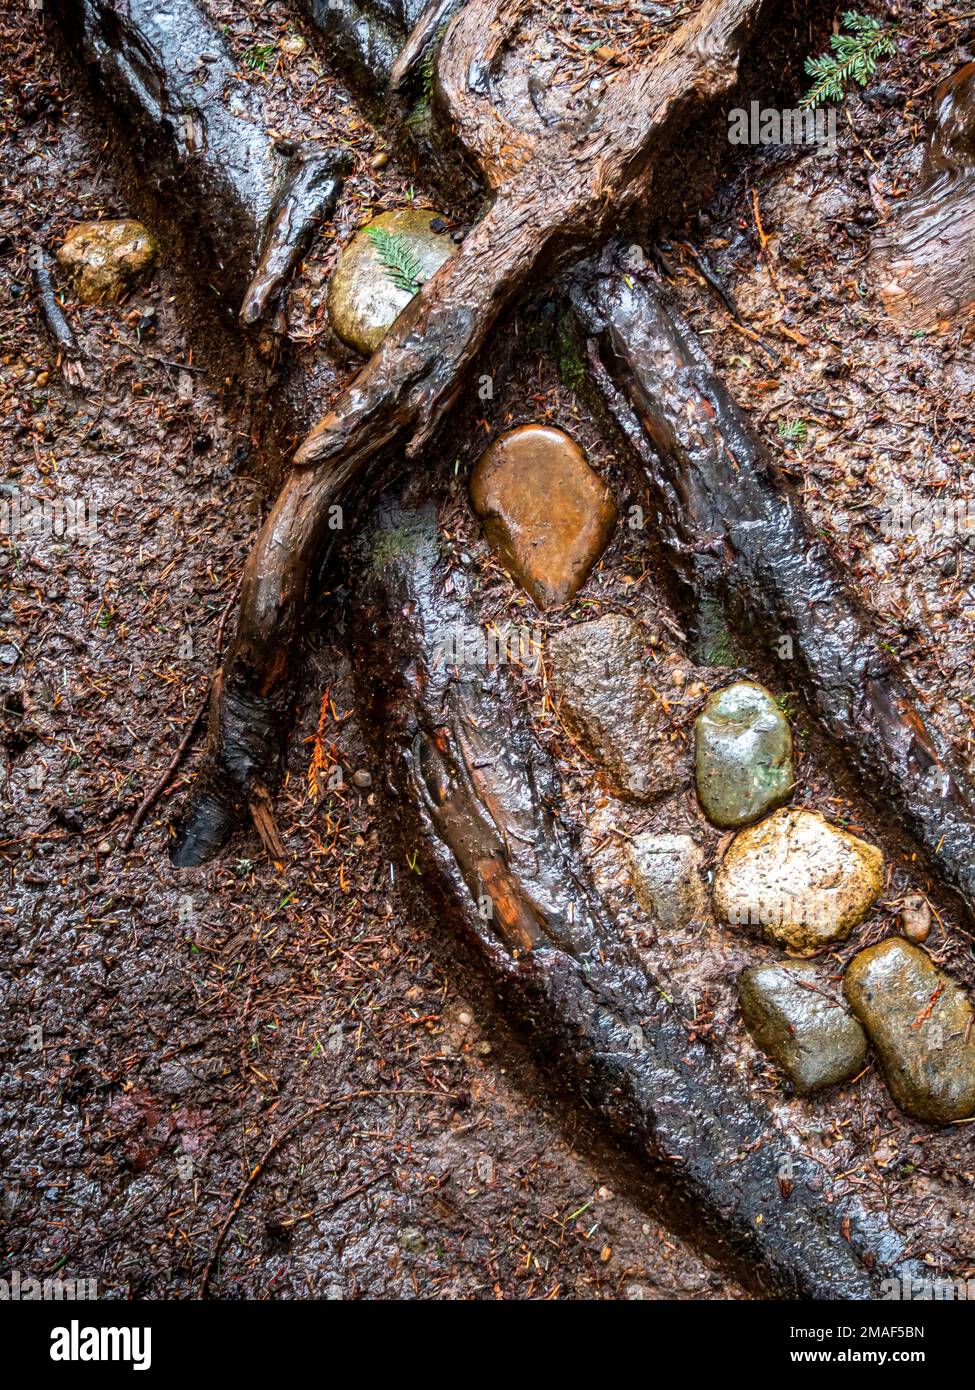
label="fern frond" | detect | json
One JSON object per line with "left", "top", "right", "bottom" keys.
{"left": 366, "top": 226, "right": 424, "bottom": 296}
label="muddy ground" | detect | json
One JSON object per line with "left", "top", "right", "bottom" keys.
{"left": 2, "top": 0, "right": 974, "bottom": 1298}
{"left": 0, "top": 0, "right": 735, "bottom": 1299}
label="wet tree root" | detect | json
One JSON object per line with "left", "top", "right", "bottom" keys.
{"left": 31, "top": 244, "right": 85, "bottom": 387}
{"left": 51, "top": 0, "right": 352, "bottom": 321}
{"left": 872, "top": 61, "right": 975, "bottom": 329}
{"left": 572, "top": 252, "right": 975, "bottom": 925}
{"left": 171, "top": 0, "right": 779, "bottom": 865}
{"left": 350, "top": 498, "right": 922, "bottom": 1299}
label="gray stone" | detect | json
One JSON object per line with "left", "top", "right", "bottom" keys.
{"left": 713, "top": 807, "right": 884, "bottom": 953}
{"left": 844, "top": 937, "right": 975, "bottom": 1124}
{"left": 626, "top": 833, "right": 707, "bottom": 929}
{"left": 739, "top": 960, "right": 868, "bottom": 1093}
{"left": 546, "top": 614, "right": 684, "bottom": 803}
{"left": 695, "top": 681, "right": 794, "bottom": 828}
{"left": 327, "top": 209, "right": 457, "bottom": 355}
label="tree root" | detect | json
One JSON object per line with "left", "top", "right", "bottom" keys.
{"left": 172, "top": 0, "right": 778, "bottom": 865}
{"left": 872, "top": 61, "right": 975, "bottom": 330}
{"left": 573, "top": 249, "right": 975, "bottom": 924}
{"left": 349, "top": 497, "right": 922, "bottom": 1299}
{"left": 52, "top": 0, "right": 352, "bottom": 322}
{"left": 31, "top": 244, "right": 85, "bottom": 387}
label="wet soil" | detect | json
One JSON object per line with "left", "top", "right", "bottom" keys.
{"left": 4, "top": 0, "right": 975, "bottom": 1298}
{"left": 0, "top": 0, "right": 734, "bottom": 1298}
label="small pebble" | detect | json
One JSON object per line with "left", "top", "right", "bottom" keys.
{"left": 900, "top": 895, "right": 931, "bottom": 943}
{"left": 353, "top": 768, "right": 372, "bottom": 788}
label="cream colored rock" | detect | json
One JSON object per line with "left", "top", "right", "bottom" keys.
{"left": 714, "top": 807, "right": 883, "bottom": 953}
{"left": 327, "top": 209, "right": 457, "bottom": 355}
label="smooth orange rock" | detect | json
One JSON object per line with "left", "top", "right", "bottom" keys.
{"left": 470, "top": 425, "right": 616, "bottom": 608}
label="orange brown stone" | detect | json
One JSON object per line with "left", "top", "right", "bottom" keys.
{"left": 470, "top": 425, "right": 616, "bottom": 608}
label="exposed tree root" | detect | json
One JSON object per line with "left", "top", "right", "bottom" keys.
{"left": 172, "top": 0, "right": 778, "bottom": 864}
{"left": 52, "top": 0, "right": 351, "bottom": 321}
{"left": 390, "top": 0, "right": 466, "bottom": 92}
{"left": 239, "top": 146, "right": 354, "bottom": 330}
{"left": 873, "top": 61, "right": 975, "bottom": 329}
{"left": 350, "top": 498, "right": 921, "bottom": 1299}
{"left": 573, "top": 250, "right": 975, "bottom": 924}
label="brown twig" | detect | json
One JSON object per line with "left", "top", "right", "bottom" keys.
{"left": 120, "top": 577, "right": 242, "bottom": 851}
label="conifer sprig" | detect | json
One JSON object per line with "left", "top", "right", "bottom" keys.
{"left": 800, "top": 11, "right": 896, "bottom": 110}
{"left": 366, "top": 226, "right": 424, "bottom": 296}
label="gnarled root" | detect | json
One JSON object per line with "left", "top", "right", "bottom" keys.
{"left": 172, "top": 0, "right": 777, "bottom": 864}
{"left": 574, "top": 250, "right": 975, "bottom": 923}
{"left": 349, "top": 497, "right": 921, "bottom": 1298}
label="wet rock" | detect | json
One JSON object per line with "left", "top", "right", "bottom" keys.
{"left": 695, "top": 681, "right": 793, "bottom": 828}
{"left": 714, "top": 808, "right": 883, "bottom": 953}
{"left": 470, "top": 425, "right": 616, "bottom": 609}
{"left": 900, "top": 895, "right": 932, "bottom": 943}
{"left": 844, "top": 938, "right": 975, "bottom": 1124}
{"left": 739, "top": 960, "right": 868, "bottom": 1093}
{"left": 57, "top": 220, "right": 159, "bottom": 303}
{"left": 327, "top": 209, "right": 457, "bottom": 355}
{"left": 398, "top": 1225, "right": 425, "bottom": 1253}
{"left": 546, "top": 614, "right": 683, "bottom": 802}
{"left": 626, "top": 833, "right": 707, "bottom": 929}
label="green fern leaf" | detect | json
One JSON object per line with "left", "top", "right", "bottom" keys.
{"left": 367, "top": 226, "right": 425, "bottom": 296}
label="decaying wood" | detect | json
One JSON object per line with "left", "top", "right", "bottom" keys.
{"left": 390, "top": 0, "right": 466, "bottom": 92}
{"left": 873, "top": 61, "right": 975, "bottom": 329}
{"left": 240, "top": 146, "right": 354, "bottom": 330}
{"left": 351, "top": 498, "right": 922, "bottom": 1299}
{"left": 31, "top": 244, "right": 85, "bottom": 387}
{"left": 52, "top": 0, "right": 350, "bottom": 321}
{"left": 573, "top": 251, "right": 975, "bottom": 924}
{"left": 172, "top": 0, "right": 779, "bottom": 864}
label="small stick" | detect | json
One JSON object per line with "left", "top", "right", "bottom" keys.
{"left": 199, "top": 1101, "right": 337, "bottom": 1296}
{"left": 31, "top": 244, "right": 86, "bottom": 387}
{"left": 120, "top": 577, "right": 242, "bottom": 851}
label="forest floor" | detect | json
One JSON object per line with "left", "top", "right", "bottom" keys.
{"left": 0, "top": 0, "right": 734, "bottom": 1299}
{"left": 2, "top": 0, "right": 974, "bottom": 1299}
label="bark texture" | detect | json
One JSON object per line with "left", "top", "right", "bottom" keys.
{"left": 172, "top": 0, "right": 779, "bottom": 864}
{"left": 873, "top": 61, "right": 975, "bottom": 329}
{"left": 574, "top": 252, "right": 975, "bottom": 924}
{"left": 52, "top": 0, "right": 350, "bottom": 322}
{"left": 351, "top": 497, "right": 921, "bottom": 1299}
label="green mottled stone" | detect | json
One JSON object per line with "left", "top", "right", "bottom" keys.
{"left": 695, "top": 681, "right": 794, "bottom": 828}
{"left": 845, "top": 938, "right": 975, "bottom": 1124}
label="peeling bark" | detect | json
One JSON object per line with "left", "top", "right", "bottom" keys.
{"left": 573, "top": 252, "right": 975, "bottom": 924}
